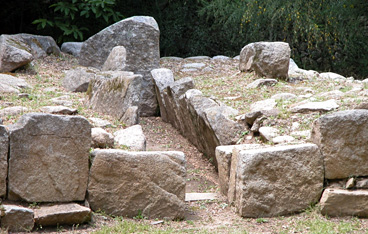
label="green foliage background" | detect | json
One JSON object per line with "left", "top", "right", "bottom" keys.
{"left": 1, "top": 0, "right": 367, "bottom": 78}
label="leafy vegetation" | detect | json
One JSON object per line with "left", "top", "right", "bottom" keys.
{"left": 2, "top": 0, "right": 367, "bottom": 78}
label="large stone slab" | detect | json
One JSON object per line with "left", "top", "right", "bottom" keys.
{"left": 88, "top": 149, "right": 186, "bottom": 220}
{"left": 215, "top": 144, "right": 261, "bottom": 196}
{"left": 34, "top": 203, "right": 92, "bottom": 226}
{"left": 86, "top": 71, "right": 142, "bottom": 120}
{"left": 1, "top": 205, "right": 34, "bottom": 232}
{"left": 229, "top": 144, "right": 323, "bottom": 217}
{"left": 151, "top": 68, "right": 175, "bottom": 121}
{"left": 291, "top": 99, "right": 339, "bottom": 113}
{"left": 240, "top": 42, "right": 290, "bottom": 79}
{"left": 79, "top": 16, "right": 160, "bottom": 116}
{"left": 8, "top": 113, "right": 91, "bottom": 202}
{"left": 311, "top": 110, "right": 368, "bottom": 179}
{"left": 0, "top": 125, "right": 8, "bottom": 197}
{"left": 320, "top": 188, "right": 368, "bottom": 217}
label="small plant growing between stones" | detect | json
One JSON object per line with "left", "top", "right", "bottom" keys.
{"left": 133, "top": 210, "right": 146, "bottom": 220}
{"left": 256, "top": 218, "right": 268, "bottom": 224}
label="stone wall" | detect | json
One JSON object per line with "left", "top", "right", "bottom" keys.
{"left": 151, "top": 68, "right": 243, "bottom": 165}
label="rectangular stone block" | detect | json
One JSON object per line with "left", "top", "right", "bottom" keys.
{"left": 88, "top": 149, "right": 186, "bottom": 220}
{"left": 8, "top": 113, "right": 91, "bottom": 202}
{"left": 311, "top": 110, "right": 368, "bottom": 179}
{"left": 230, "top": 144, "right": 324, "bottom": 217}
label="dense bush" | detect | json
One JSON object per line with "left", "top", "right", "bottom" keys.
{"left": 1, "top": 0, "right": 367, "bottom": 78}
{"left": 199, "top": 0, "right": 368, "bottom": 78}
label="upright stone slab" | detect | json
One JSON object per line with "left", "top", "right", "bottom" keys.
{"left": 88, "top": 149, "right": 186, "bottom": 220}
{"left": 0, "top": 125, "right": 8, "bottom": 197}
{"left": 151, "top": 68, "right": 175, "bottom": 121}
{"left": 230, "top": 144, "right": 323, "bottom": 217}
{"left": 311, "top": 110, "right": 368, "bottom": 179}
{"left": 215, "top": 144, "right": 262, "bottom": 196}
{"left": 79, "top": 16, "right": 160, "bottom": 116}
{"left": 240, "top": 42, "right": 290, "bottom": 79}
{"left": 86, "top": 71, "right": 142, "bottom": 120}
{"left": 8, "top": 113, "right": 91, "bottom": 202}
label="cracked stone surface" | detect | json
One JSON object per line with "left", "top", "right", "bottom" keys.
{"left": 8, "top": 113, "right": 91, "bottom": 202}
{"left": 88, "top": 149, "right": 186, "bottom": 220}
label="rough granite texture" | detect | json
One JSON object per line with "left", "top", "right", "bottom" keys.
{"left": 88, "top": 149, "right": 186, "bottom": 220}
{"left": 8, "top": 113, "right": 91, "bottom": 202}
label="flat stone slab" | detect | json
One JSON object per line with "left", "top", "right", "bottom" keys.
{"left": 185, "top": 193, "right": 218, "bottom": 202}
{"left": 0, "top": 106, "right": 28, "bottom": 118}
{"left": 247, "top": 79, "right": 278, "bottom": 89}
{"left": 34, "top": 203, "right": 92, "bottom": 226}
{"left": 40, "top": 106, "right": 78, "bottom": 115}
{"left": 182, "top": 63, "right": 206, "bottom": 69}
{"left": 291, "top": 99, "right": 339, "bottom": 113}
{"left": 320, "top": 188, "right": 368, "bottom": 217}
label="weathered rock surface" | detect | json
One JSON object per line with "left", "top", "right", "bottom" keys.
{"left": 271, "top": 92, "right": 297, "bottom": 101}
{"left": 0, "top": 34, "right": 60, "bottom": 72}
{"left": 320, "top": 188, "right": 368, "bottom": 217}
{"left": 121, "top": 106, "right": 139, "bottom": 126}
{"left": 86, "top": 71, "right": 142, "bottom": 120}
{"left": 102, "top": 46, "right": 127, "bottom": 71}
{"left": 311, "top": 109, "right": 368, "bottom": 179}
{"left": 91, "top": 127, "right": 114, "bottom": 148}
{"left": 259, "top": 126, "right": 279, "bottom": 142}
{"left": 215, "top": 144, "right": 261, "bottom": 196}
{"left": 291, "top": 99, "right": 339, "bottom": 113}
{"left": 34, "top": 203, "right": 92, "bottom": 226}
{"left": 229, "top": 144, "right": 323, "bottom": 217}
{"left": 63, "top": 66, "right": 99, "bottom": 92}
{"left": 320, "top": 72, "right": 346, "bottom": 81}
{"left": 1, "top": 205, "right": 34, "bottom": 232}
{"left": 0, "top": 106, "right": 28, "bottom": 118}
{"left": 114, "top": 125, "right": 146, "bottom": 151}
{"left": 155, "top": 76, "right": 242, "bottom": 164}
{"left": 0, "top": 125, "right": 8, "bottom": 197}
{"left": 89, "top": 117, "right": 112, "bottom": 128}
{"left": 0, "top": 36, "right": 33, "bottom": 72}
{"left": 88, "top": 149, "right": 186, "bottom": 219}
{"left": 40, "top": 105, "right": 78, "bottom": 115}
{"left": 8, "top": 113, "right": 91, "bottom": 202}
{"left": 246, "top": 79, "right": 278, "bottom": 89}
{"left": 250, "top": 99, "right": 277, "bottom": 112}
{"left": 151, "top": 68, "right": 175, "bottom": 121}
{"left": 79, "top": 16, "right": 160, "bottom": 116}
{"left": 51, "top": 95, "right": 73, "bottom": 106}
{"left": 239, "top": 42, "right": 290, "bottom": 79}
{"left": 61, "top": 42, "right": 83, "bottom": 57}
{"left": 0, "top": 74, "right": 32, "bottom": 93}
